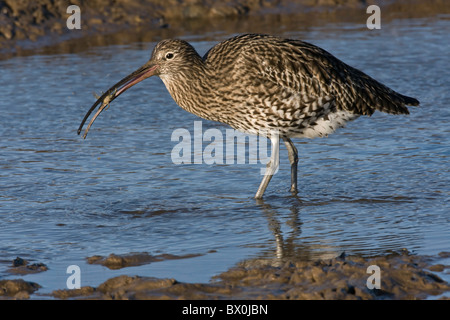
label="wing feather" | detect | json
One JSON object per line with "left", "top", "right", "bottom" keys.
{"left": 223, "top": 34, "right": 418, "bottom": 116}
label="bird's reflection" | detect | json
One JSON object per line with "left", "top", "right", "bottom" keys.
{"left": 250, "top": 196, "right": 305, "bottom": 266}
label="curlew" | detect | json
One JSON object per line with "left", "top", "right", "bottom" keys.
{"left": 78, "top": 34, "right": 419, "bottom": 199}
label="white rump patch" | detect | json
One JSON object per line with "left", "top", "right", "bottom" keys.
{"left": 297, "top": 110, "right": 358, "bottom": 138}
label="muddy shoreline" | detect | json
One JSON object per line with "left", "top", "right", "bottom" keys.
{"left": 1, "top": 0, "right": 449, "bottom": 59}
{"left": 1, "top": 251, "right": 449, "bottom": 299}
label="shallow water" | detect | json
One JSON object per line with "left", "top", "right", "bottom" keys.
{"left": 0, "top": 16, "right": 449, "bottom": 296}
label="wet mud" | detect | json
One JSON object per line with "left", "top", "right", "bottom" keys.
{"left": 55, "top": 251, "right": 450, "bottom": 300}
{"left": 1, "top": 0, "right": 449, "bottom": 58}
{"left": 2, "top": 251, "right": 449, "bottom": 299}
{"left": 87, "top": 252, "right": 203, "bottom": 270}
{"left": 0, "top": 0, "right": 366, "bottom": 43}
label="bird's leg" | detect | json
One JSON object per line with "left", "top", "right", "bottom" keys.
{"left": 255, "top": 134, "right": 280, "bottom": 199}
{"left": 282, "top": 137, "right": 298, "bottom": 195}
{"left": 255, "top": 162, "right": 274, "bottom": 199}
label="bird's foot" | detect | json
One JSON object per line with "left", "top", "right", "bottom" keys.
{"left": 290, "top": 186, "right": 298, "bottom": 196}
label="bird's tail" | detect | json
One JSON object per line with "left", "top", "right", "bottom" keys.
{"left": 338, "top": 60, "right": 420, "bottom": 116}
{"left": 350, "top": 71, "right": 420, "bottom": 116}
{"left": 398, "top": 93, "right": 420, "bottom": 107}
{"left": 377, "top": 91, "right": 419, "bottom": 115}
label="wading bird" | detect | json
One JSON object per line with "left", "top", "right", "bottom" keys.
{"left": 78, "top": 34, "right": 419, "bottom": 199}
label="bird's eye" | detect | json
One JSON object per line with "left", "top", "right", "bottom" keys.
{"left": 165, "top": 52, "right": 174, "bottom": 59}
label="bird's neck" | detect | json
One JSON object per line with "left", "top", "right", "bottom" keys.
{"left": 159, "top": 61, "right": 222, "bottom": 122}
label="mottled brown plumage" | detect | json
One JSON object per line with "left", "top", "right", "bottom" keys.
{"left": 78, "top": 34, "right": 419, "bottom": 198}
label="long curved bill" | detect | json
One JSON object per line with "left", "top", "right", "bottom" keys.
{"left": 77, "top": 63, "right": 158, "bottom": 139}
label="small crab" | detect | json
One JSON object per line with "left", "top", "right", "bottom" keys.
{"left": 82, "top": 88, "right": 118, "bottom": 138}
{"left": 78, "top": 62, "right": 158, "bottom": 139}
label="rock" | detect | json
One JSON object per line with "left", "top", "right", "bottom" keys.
{"left": 12, "top": 257, "right": 27, "bottom": 267}
{"left": 52, "top": 286, "right": 96, "bottom": 299}
{"left": 8, "top": 257, "right": 48, "bottom": 274}
{"left": 0, "top": 279, "right": 41, "bottom": 298}
{"left": 429, "top": 264, "right": 446, "bottom": 272}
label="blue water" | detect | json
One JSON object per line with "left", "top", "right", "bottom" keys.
{"left": 0, "top": 16, "right": 449, "bottom": 296}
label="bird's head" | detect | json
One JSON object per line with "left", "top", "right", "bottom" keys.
{"left": 77, "top": 39, "right": 201, "bottom": 139}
